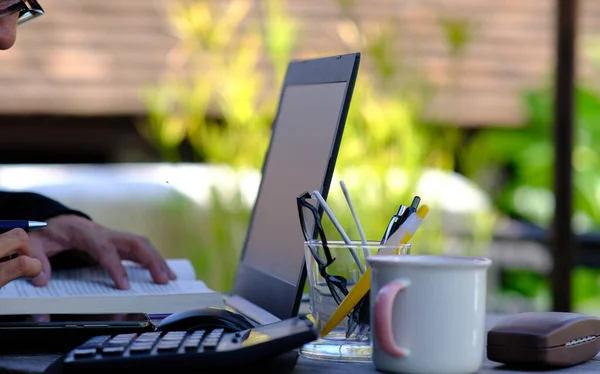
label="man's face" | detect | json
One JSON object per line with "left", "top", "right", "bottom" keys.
{"left": 0, "top": 0, "right": 19, "bottom": 50}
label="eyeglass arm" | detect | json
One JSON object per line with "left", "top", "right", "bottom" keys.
{"left": 311, "top": 190, "right": 365, "bottom": 274}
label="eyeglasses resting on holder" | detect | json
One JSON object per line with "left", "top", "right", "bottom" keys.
{"left": 297, "top": 191, "right": 349, "bottom": 305}
{"left": 0, "top": 0, "right": 44, "bottom": 25}
{"left": 296, "top": 191, "right": 367, "bottom": 338}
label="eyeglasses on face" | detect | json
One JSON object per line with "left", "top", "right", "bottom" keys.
{"left": 0, "top": 0, "right": 44, "bottom": 25}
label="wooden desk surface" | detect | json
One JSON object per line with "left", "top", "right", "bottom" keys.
{"left": 2, "top": 314, "right": 600, "bottom": 374}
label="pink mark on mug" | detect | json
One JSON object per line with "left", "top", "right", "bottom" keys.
{"left": 374, "top": 279, "right": 411, "bottom": 357}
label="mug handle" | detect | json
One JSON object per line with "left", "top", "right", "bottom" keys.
{"left": 374, "top": 279, "right": 411, "bottom": 357}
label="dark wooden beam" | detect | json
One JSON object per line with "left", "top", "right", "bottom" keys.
{"left": 0, "top": 115, "right": 158, "bottom": 164}
{"left": 551, "top": 0, "right": 578, "bottom": 312}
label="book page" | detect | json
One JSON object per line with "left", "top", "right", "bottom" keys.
{"left": 0, "top": 277, "right": 212, "bottom": 298}
{"left": 120, "top": 259, "right": 196, "bottom": 281}
{"left": 165, "top": 259, "right": 197, "bottom": 280}
{"left": 37, "top": 258, "right": 197, "bottom": 285}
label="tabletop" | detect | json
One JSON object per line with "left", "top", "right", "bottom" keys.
{"left": 2, "top": 314, "right": 600, "bottom": 374}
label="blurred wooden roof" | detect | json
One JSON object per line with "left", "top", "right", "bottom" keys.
{"left": 1, "top": 0, "right": 599, "bottom": 127}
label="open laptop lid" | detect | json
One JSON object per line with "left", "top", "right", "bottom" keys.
{"left": 229, "top": 53, "right": 361, "bottom": 321}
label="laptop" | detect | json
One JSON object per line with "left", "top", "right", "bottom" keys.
{"left": 219, "top": 52, "right": 361, "bottom": 325}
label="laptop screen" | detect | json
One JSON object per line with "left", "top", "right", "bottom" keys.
{"left": 231, "top": 53, "right": 360, "bottom": 320}
{"left": 242, "top": 82, "right": 348, "bottom": 284}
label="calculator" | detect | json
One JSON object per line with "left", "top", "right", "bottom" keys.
{"left": 61, "top": 315, "right": 318, "bottom": 373}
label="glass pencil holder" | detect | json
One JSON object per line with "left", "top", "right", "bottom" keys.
{"left": 300, "top": 240, "right": 411, "bottom": 362}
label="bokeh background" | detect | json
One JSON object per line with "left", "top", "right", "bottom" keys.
{"left": 1, "top": 0, "right": 599, "bottom": 314}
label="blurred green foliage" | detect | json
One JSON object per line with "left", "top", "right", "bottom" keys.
{"left": 140, "top": 0, "right": 496, "bottom": 289}
{"left": 137, "top": 0, "right": 600, "bottom": 313}
{"left": 140, "top": 0, "right": 293, "bottom": 167}
{"left": 137, "top": 186, "right": 252, "bottom": 292}
{"left": 459, "top": 40, "right": 600, "bottom": 313}
{"left": 461, "top": 85, "right": 600, "bottom": 233}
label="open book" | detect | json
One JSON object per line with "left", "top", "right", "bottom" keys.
{"left": 0, "top": 259, "right": 224, "bottom": 315}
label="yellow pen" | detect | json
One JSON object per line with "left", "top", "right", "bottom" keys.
{"left": 319, "top": 205, "right": 429, "bottom": 337}
{"left": 320, "top": 268, "right": 372, "bottom": 337}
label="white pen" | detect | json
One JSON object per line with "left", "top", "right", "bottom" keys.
{"left": 385, "top": 205, "right": 429, "bottom": 251}
{"left": 311, "top": 190, "right": 365, "bottom": 274}
{"left": 339, "top": 181, "right": 370, "bottom": 260}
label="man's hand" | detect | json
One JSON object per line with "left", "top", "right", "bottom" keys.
{"left": 28, "top": 215, "right": 176, "bottom": 290}
{"left": 0, "top": 229, "right": 42, "bottom": 289}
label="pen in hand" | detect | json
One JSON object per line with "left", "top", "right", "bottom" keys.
{"left": 0, "top": 220, "right": 47, "bottom": 234}
{"left": 0, "top": 221, "right": 46, "bottom": 263}
{"left": 0, "top": 253, "right": 19, "bottom": 264}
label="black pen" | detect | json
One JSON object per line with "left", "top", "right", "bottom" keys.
{"left": 0, "top": 253, "right": 19, "bottom": 263}
{"left": 0, "top": 220, "right": 47, "bottom": 234}
{"left": 0, "top": 221, "right": 46, "bottom": 263}
{"left": 397, "top": 196, "right": 420, "bottom": 227}
{"left": 380, "top": 205, "right": 406, "bottom": 245}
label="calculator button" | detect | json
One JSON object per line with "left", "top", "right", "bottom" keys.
{"left": 114, "top": 333, "right": 137, "bottom": 339}
{"left": 162, "top": 332, "right": 186, "bottom": 340}
{"left": 157, "top": 343, "right": 180, "bottom": 352}
{"left": 138, "top": 332, "right": 161, "bottom": 340}
{"left": 201, "top": 340, "right": 218, "bottom": 350}
{"left": 108, "top": 340, "right": 132, "bottom": 346}
{"left": 158, "top": 338, "right": 182, "bottom": 345}
{"left": 87, "top": 335, "right": 111, "bottom": 342}
{"left": 108, "top": 334, "right": 136, "bottom": 346}
{"left": 183, "top": 338, "right": 203, "bottom": 350}
{"left": 129, "top": 344, "right": 154, "bottom": 354}
{"left": 184, "top": 341, "right": 201, "bottom": 350}
{"left": 209, "top": 329, "right": 224, "bottom": 336}
{"left": 142, "top": 332, "right": 161, "bottom": 336}
{"left": 80, "top": 336, "right": 111, "bottom": 349}
{"left": 102, "top": 346, "right": 125, "bottom": 355}
{"left": 201, "top": 329, "right": 224, "bottom": 349}
{"left": 74, "top": 348, "right": 97, "bottom": 358}
{"left": 136, "top": 334, "right": 160, "bottom": 345}
{"left": 183, "top": 333, "right": 204, "bottom": 350}
{"left": 201, "top": 338, "right": 222, "bottom": 349}
{"left": 157, "top": 338, "right": 183, "bottom": 350}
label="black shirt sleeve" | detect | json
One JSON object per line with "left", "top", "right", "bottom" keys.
{"left": 0, "top": 191, "right": 95, "bottom": 268}
{"left": 0, "top": 191, "right": 91, "bottom": 221}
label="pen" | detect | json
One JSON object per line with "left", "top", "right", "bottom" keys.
{"left": 349, "top": 206, "right": 429, "bottom": 336}
{"left": 380, "top": 205, "right": 406, "bottom": 245}
{"left": 320, "top": 230, "right": 415, "bottom": 338}
{"left": 319, "top": 205, "right": 429, "bottom": 338}
{"left": 395, "top": 196, "right": 420, "bottom": 231}
{"left": 0, "top": 253, "right": 19, "bottom": 263}
{"left": 386, "top": 205, "right": 430, "bottom": 251}
{"left": 0, "top": 220, "right": 47, "bottom": 234}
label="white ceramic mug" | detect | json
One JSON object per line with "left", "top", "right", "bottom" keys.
{"left": 367, "top": 254, "right": 492, "bottom": 374}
